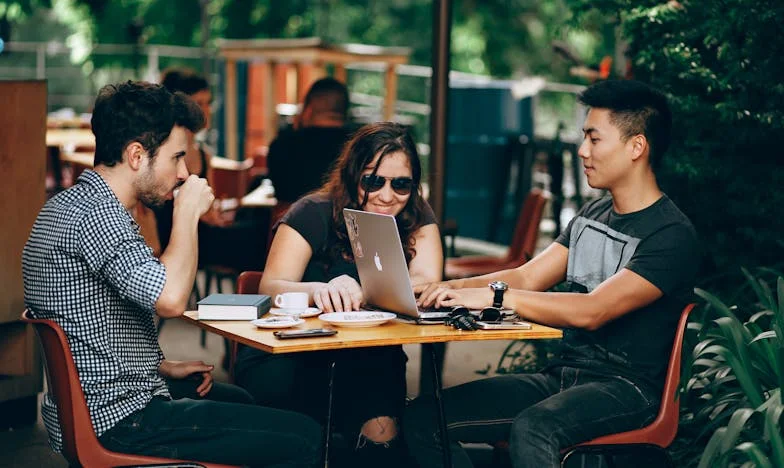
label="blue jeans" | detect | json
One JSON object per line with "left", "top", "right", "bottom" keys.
{"left": 99, "top": 380, "right": 322, "bottom": 467}
{"left": 404, "top": 366, "right": 659, "bottom": 468}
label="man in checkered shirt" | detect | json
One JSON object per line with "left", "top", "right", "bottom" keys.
{"left": 23, "top": 81, "right": 321, "bottom": 467}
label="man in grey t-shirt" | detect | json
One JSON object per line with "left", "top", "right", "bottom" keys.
{"left": 409, "top": 80, "right": 699, "bottom": 468}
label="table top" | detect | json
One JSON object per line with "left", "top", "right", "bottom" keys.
{"left": 60, "top": 151, "right": 94, "bottom": 167}
{"left": 181, "top": 311, "right": 562, "bottom": 354}
{"left": 46, "top": 128, "right": 95, "bottom": 149}
{"left": 240, "top": 184, "right": 278, "bottom": 208}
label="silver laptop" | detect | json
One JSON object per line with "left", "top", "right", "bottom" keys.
{"left": 343, "top": 208, "right": 451, "bottom": 321}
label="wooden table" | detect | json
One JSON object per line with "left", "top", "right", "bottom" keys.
{"left": 180, "top": 312, "right": 562, "bottom": 467}
{"left": 46, "top": 128, "right": 95, "bottom": 149}
{"left": 240, "top": 183, "right": 278, "bottom": 208}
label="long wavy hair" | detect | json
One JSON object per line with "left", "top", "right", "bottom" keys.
{"left": 317, "top": 122, "right": 430, "bottom": 265}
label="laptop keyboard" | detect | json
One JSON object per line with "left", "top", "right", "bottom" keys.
{"left": 417, "top": 306, "right": 453, "bottom": 318}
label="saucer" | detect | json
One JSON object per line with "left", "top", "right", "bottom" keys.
{"left": 318, "top": 311, "right": 396, "bottom": 328}
{"left": 269, "top": 307, "right": 322, "bottom": 318}
{"left": 251, "top": 317, "right": 305, "bottom": 329}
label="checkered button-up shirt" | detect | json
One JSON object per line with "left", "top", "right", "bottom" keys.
{"left": 22, "top": 170, "right": 171, "bottom": 452}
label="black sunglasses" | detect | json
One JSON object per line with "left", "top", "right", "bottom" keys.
{"left": 360, "top": 174, "right": 414, "bottom": 195}
{"left": 448, "top": 306, "right": 505, "bottom": 322}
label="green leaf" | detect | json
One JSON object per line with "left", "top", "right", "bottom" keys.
{"left": 697, "top": 427, "right": 728, "bottom": 468}
{"left": 720, "top": 407, "right": 754, "bottom": 454}
{"left": 735, "top": 441, "right": 774, "bottom": 468}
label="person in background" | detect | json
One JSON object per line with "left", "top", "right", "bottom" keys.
{"left": 155, "top": 67, "right": 220, "bottom": 250}
{"left": 407, "top": 80, "right": 699, "bottom": 468}
{"left": 267, "top": 77, "right": 354, "bottom": 204}
{"left": 22, "top": 80, "right": 321, "bottom": 467}
{"left": 234, "top": 122, "right": 443, "bottom": 467}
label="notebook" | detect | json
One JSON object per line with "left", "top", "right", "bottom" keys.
{"left": 197, "top": 294, "right": 271, "bottom": 320}
{"left": 343, "top": 208, "right": 452, "bottom": 322}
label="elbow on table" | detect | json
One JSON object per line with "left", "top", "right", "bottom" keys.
{"left": 155, "top": 292, "right": 186, "bottom": 318}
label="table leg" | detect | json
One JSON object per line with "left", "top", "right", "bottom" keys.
{"left": 426, "top": 343, "right": 452, "bottom": 468}
{"left": 322, "top": 359, "right": 336, "bottom": 468}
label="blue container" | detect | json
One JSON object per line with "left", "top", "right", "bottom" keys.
{"left": 444, "top": 80, "right": 534, "bottom": 242}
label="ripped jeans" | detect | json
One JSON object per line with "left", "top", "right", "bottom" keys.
{"left": 404, "top": 366, "right": 659, "bottom": 468}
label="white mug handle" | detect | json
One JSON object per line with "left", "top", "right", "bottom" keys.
{"left": 275, "top": 294, "right": 285, "bottom": 308}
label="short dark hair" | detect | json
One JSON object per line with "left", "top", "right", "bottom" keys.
{"left": 578, "top": 80, "right": 672, "bottom": 167}
{"left": 160, "top": 67, "right": 210, "bottom": 96}
{"left": 91, "top": 81, "right": 203, "bottom": 167}
{"left": 303, "top": 77, "right": 349, "bottom": 120}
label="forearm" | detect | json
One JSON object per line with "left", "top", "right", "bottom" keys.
{"left": 450, "top": 267, "right": 527, "bottom": 290}
{"left": 505, "top": 289, "right": 603, "bottom": 330}
{"left": 157, "top": 209, "right": 200, "bottom": 317}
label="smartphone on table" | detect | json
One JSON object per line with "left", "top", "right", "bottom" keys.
{"left": 273, "top": 328, "right": 338, "bottom": 339}
{"left": 475, "top": 321, "right": 532, "bottom": 330}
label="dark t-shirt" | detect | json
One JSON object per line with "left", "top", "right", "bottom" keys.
{"left": 278, "top": 193, "right": 437, "bottom": 283}
{"left": 267, "top": 126, "right": 354, "bottom": 203}
{"left": 552, "top": 194, "right": 699, "bottom": 393}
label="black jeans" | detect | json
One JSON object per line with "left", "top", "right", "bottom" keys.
{"left": 404, "top": 366, "right": 659, "bottom": 468}
{"left": 99, "top": 379, "right": 322, "bottom": 467}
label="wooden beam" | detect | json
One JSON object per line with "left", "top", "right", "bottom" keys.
{"left": 224, "top": 58, "right": 238, "bottom": 160}
{"left": 384, "top": 64, "right": 398, "bottom": 121}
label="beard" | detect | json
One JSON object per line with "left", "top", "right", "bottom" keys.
{"left": 135, "top": 169, "right": 173, "bottom": 209}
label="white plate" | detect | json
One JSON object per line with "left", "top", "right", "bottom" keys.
{"left": 269, "top": 307, "right": 322, "bottom": 318}
{"left": 318, "top": 311, "right": 396, "bottom": 328}
{"left": 251, "top": 317, "right": 305, "bottom": 329}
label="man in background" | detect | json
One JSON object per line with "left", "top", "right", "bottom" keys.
{"left": 267, "top": 77, "right": 353, "bottom": 204}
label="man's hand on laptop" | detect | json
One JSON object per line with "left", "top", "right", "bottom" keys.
{"left": 414, "top": 281, "right": 455, "bottom": 308}
{"left": 314, "top": 275, "right": 364, "bottom": 312}
{"left": 416, "top": 282, "right": 494, "bottom": 310}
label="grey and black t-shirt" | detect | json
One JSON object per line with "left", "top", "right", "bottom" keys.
{"left": 552, "top": 194, "right": 699, "bottom": 393}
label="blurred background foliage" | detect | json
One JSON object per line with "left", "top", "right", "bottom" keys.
{"left": 3, "top": 0, "right": 782, "bottom": 292}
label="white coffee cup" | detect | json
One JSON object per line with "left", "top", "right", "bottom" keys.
{"left": 274, "top": 292, "right": 309, "bottom": 311}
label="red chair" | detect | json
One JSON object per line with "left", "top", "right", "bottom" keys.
{"left": 227, "top": 271, "right": 265, "bottom": 381}
{"left": 560, "top": 303, "right": 696, "bottom": 467}
{"left": 445, "top": 189, "right": 548, "bottom": 279}
{"left": 21, "top": 309, "right": 239, "bottom": 468}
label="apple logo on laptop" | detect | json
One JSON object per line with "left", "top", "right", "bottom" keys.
{"left": 374, "top": 252, "right": 383, "bottom": 271}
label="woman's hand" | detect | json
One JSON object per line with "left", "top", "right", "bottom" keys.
{"left": 313, "top": 275, "right": 364, "bottom": 312}
{"left": 158, "top": 360, "right": 214, "bottom": 397}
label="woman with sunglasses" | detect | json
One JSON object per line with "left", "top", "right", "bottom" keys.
{"left": 234, "top": 122, "right": 442, "bottom": 467}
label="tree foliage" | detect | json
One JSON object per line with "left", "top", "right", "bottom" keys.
{"left": 566, "top": 0, "right": 784, "bottom": 287}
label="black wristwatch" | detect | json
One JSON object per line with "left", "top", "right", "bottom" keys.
{"left": 489, "top": 281, "right": 509, "bottom": 308}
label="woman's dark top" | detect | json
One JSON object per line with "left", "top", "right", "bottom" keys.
{"left": 278, "top": 192, "right": 437, "bottom": 283}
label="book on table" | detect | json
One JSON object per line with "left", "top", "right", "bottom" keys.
{"left": 197, "top": 294, "right": 271, "bottom": 320}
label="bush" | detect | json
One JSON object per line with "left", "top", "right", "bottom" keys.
{"left": 674, "top": 273, "right": 784, "bottom": 467}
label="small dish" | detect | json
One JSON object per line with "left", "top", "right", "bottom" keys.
{"left": 269, "top": 307, "right": 322, "bottom": 318}
{"left": 251, "top": 317, "right": 305, "bottom": 329}
{"left": 318, "top": 311, "right": 396, "bottom": 328}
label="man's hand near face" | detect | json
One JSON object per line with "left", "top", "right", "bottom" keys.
{"left": 174, "top": 175, "right": 214, "bottom": 219}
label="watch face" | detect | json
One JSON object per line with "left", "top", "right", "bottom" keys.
{"left": 489, "top": 281, "right": 508, "bottom": 291}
